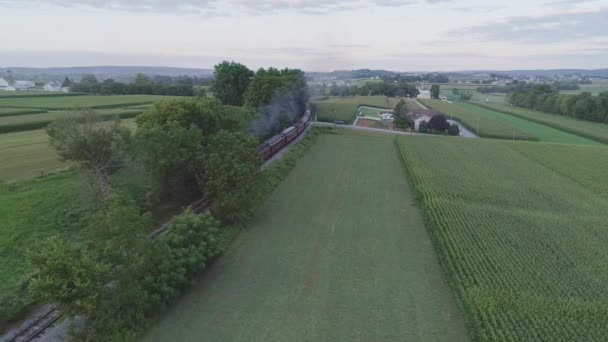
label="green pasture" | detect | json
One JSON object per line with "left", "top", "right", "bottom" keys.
{"left": 398, "top": 136, "right": 608, "bottom": 340}
{"left": 0, "top": 119, "right": 137, "bottom": 182}
{"left": 312, "top": 96, "right": 396, "bottom": 123}
{"left": 0, "top": 172, "right": 81, "bottom": 300}
{"left": 145, "top": 130, "right": 468, "bottom": 341}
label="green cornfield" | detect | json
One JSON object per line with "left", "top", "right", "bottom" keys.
{"left": 398, "top": 136, "right": 608, "bottom": 341}
{"left": 419, "top": 99, "right": 536, "bottom": 140}
{"left": 471, "top": 101, "right": 608, "bottom": 144}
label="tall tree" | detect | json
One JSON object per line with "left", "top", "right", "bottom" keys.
{"left": 46, "top": 112, "right": 131, "bottom": 199}
{"left": 212, "top": 61, "right": 254, "bottom": 106}
{"left": 393, "top": 99, "right": 412, "bottom": 129}
{"left": 61, "top": 77, "right": 72, "bottom": 88}
{"left": 202, "top": 130, "right": 261, "bottom": 222}
{"left": 134, "top": 122, "right": 205, "bottom": 198}
{"left": 430, "top": 84, "right": 440, "bottom": 99}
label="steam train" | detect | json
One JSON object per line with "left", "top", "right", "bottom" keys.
{"left": 258, "top": 110, "right": 312, "bottom": 160}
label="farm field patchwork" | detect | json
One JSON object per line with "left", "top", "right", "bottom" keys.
{"left": 0, "top": 94, "right": 178, "bottom": 110}
{"left": 0, "top": 119, "right": 136, "bottom": 182}
{"left": 145, "top": 130, "right": 468, "bottom": 341}
{"left": 398, "top": 136, "right": 608, "bottom": 341}
{"left": 312, "top": 96, "right": 396, "bottom": 123}
{"left": 420, "top": 99, "right": 600, "bottom": 145}
{"left": 472, "top": 101, "right": 608, "bottom": 144}
{"left": 0, "top": 108, "right": 142, "bottom": 126}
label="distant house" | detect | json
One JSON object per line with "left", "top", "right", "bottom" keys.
{"left": 408, "top": 109, "right": 440, "bottom": 131}
{"left": 417, "top": 89, "right": 431, "bottom": 99}
{"left": 380, "top": 112, "right": 394, "bottom": 121}
{"left": 0, "top": 78, "right": 15, "bottom": 91}
{"left": 14, "top": 80, "right": 36, "bottom": 91}
{"left": 43, "top": 81, "right": 62, "bottom": 92}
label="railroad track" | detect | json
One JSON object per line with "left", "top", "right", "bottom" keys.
{"left": 5, "top": 307, "right": 61, "bottom": 342}
{"left": 6, "top": 113, "right": 310, "bottom": 341}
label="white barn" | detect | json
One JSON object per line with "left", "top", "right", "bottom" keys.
{"left": 43, "top": 81, "right": 62, "bottom": 92}
{"left": 14, "top": 80, "right": 36, "bottom": 91}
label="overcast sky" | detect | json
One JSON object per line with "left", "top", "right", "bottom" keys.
{"left": 1, "top": 0, "right": 607, "bottom": 71}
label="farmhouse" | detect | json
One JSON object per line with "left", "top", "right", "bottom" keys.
{"left": 43, "top": 81, "right": 62, "bottom": 92}
{"left": 14, "top": 80, "right": 36, "bottom": 91}
{"left": 409, "top": 109, "right": 440, "bottom": 130}
{"left": 417, "top": 88, "right": 431, "bottom": 99}
{"left": 380, "top": 112, "right": 394, "bottom": 121}
{"left": 0, "top": 78, "right": 16, "bottom": 91}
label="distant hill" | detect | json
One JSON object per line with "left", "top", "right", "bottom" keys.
{"left": 0, "top": 66, "right": 213, "bottom": 82}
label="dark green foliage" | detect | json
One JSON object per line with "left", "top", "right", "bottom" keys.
{"left": 47, "top": 113, "right": 131, "bottom": 199}
{"left": 212, "top": 61, "right": 254, "bottom": 106}
{"left": 83, "top": 211, "right": 223, "bottom": 341}
{"left": 70, "top": 74, "right": 198, "bottom": 96}
{"left": 419, "top": 120, "right": 429, "bottom": 133}
{"left": 448, "top": 123, "right": 460, "bottom": 136}
{"left": 393, "top": 99, "right": 412, "bottom": 129}
{"left": 509, "top": 84, "right": 608, "bottom": 124}
{"left": 134, "top": 122, "right": 204, "bottom": 198}
{"left": 428, "top": 114, "right": 450, "bottom": 132}
{"left": 244, "top": 68, "right": 309, "bottom": 113}
{"left": 136, "top": 98, "right": 249, "bottom": 137}
{"left": 430, "top": 84, "right": 440, "bottom": 99}
{"left": 29, "top": 195, "right": 151, "bottom": 318}
{"left": 203, "top": 130, "right": 261, "bottom": 222}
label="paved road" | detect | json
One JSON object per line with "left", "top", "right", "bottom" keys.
{"left": 313, "top": 121, "right": 426, "bottom": 136}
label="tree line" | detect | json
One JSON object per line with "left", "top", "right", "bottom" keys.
{"left": 69, "top": 73, "right": 211, "bottom": 96}
{"left": 321, "top": 80, "right": 420, "bottom": 98}
{"left": 508, "top": 84, "right": 608, "bottom": 123}
{"left": 27, "top": 60, "right": 311, "bottom": 340}
{"left": 477, "top": 81, "right": 582, "bottom": 94}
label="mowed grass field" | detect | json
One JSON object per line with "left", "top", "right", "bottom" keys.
{"left": 0, "top": 94, "right": 174, "bottom": 110}
{"left": 145, "top": 130, "right": 468, "bottom": 341}
{"left": 420, "top": 99, "right": 600, "bottom": 145}
{"left": 472, "top": 101, "right": 608, "bottom": 144}
{"left": 0, "top": 119, "right": 137, "bottom": 182}
{"left": 312, "top": 96, "right": 396, "bottom": 123}
{"left": 398, "top": 136, "right": 608, "bottom": 340}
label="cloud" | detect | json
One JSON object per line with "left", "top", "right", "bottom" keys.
{"left": 453, "top": 8, "right": 608, "bottom": 44}
{"left": 0, "top": 0, "right": 451, "bottom": 15}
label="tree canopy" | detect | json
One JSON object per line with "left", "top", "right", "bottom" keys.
{"left": 212, "top": 61, "right": 254, "bottom": 106}
{"left": 46, "top": 113, "right": 131, "bottom": 199}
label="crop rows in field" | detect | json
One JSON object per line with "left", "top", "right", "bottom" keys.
{"left": 472, "top": 101, "right": 608, "bottom": 144}
{"left": 0, "top": 94, "right": 174, "bottom": 110}
{"left": 398, "top": 136, "right": 608, "bottom": 340}
{"left": 311, "top": 96, "right": 396, "bottom": 123}
{"left": 420, "top": 99, "right": 599, "bottom": 145}
{"left": 419, "top": 99, "right": 535, "bottom": 140}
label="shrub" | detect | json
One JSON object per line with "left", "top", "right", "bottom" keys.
{"left": 448, "top": 123, "right": 460, "bottom": 136}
